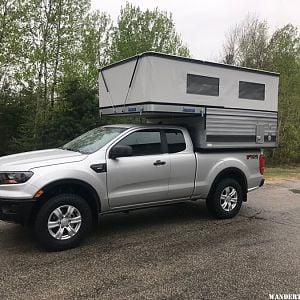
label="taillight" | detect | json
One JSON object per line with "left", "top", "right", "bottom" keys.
{"left": 259, "top": 154, "right": 265, "bottom": 175}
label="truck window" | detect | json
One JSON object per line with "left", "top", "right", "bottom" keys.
{"left": 165, "top": 130, "right": 186, "bottom": 153}
{"left": 117, "top": 130, "right": 163, "bottom": 156}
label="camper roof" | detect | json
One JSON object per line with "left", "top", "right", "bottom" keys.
{"left": 100, "top": 51, "right": 280, "bottom": 77}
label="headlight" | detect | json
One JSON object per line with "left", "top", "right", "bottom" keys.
{"left": 0, "top": 172, "right": 34, "bottom": 184}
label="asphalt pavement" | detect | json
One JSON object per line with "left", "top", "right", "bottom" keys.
{"left": 0, "top": 179, "right": 299, "bottom": 299}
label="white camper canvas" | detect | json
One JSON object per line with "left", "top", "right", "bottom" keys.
{"left": 99, "top": 52, "right": 279, "bottom": 113}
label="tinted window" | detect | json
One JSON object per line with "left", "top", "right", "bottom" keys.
{"left": 239, "top": 81, "right": 265, "bottom": 100}
{"left": 187, "top": 74, "right": 219, "bottom": 96}
{"left": 118, "top": 130, "right": 162, "bottom": 156}
{"left": 166, "top": 130, "right": 186, "bottom": 153}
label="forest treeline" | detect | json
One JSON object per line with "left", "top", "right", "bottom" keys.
{"left": 0, "top": 1, "right": 299, "bottom": 164}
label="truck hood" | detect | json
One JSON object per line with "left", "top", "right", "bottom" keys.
{"left": 0, "top": 149, "right": 87, "bottom": 171}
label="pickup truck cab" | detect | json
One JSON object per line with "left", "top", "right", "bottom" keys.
{"left": 0, "top": 124, "right": 265, "bottom": 250}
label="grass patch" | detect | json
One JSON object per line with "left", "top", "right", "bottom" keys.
{"left": 265, "top": 166, "right": 300, "bottom": 180}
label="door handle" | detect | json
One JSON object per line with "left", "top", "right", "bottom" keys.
{"left": 153, "top": 160, "right": 166, "bottom": 166}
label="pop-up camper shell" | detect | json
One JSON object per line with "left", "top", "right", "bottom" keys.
{"left": 99, "top": 52, "right": 279, "bottom": 149}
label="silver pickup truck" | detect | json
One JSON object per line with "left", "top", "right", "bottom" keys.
{"left": 0, "top": 124, "right": 265, "bottom": 250}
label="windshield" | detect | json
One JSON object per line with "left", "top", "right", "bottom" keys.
{"left": 62, "top": 127, "right": 127, "bottom": 154}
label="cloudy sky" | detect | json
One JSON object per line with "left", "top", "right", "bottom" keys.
{"left": 91, "top": 0, "right": 300, "bottom": 61}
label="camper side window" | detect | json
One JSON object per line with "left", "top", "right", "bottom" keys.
{"left": 187, "top": 74, "right": 219, "bottom": 96}
{"left": 239, "top": 81, "right": 265, "bottom": 100}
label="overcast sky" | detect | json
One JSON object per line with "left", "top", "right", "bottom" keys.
{"left": 91, "top": 0, "right": 300, "bottom": 61}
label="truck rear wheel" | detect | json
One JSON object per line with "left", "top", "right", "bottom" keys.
{"left": 34, "top": 194, "right": 92, "bottom": 251}
{"left": 206, "top": 178, "right": 244, "bottom": 219}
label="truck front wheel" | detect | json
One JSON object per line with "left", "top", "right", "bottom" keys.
{"left": 34, "top": 194, "right": 92, "bottom": 251}
{"left": 206, "top": 178, "right": 244, "bottom": 219}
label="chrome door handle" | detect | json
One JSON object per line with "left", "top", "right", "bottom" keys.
{"left": 153, "top": 160, "right": 166, "bottom": 166}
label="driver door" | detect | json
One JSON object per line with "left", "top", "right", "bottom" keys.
{"left": 106, "top": 129, "right": 170, "bottom": 208}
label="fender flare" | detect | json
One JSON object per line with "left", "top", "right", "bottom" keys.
{"left": 38, "top": 178, "right": 101, "bottom": 213}
{"left": 207, "top": 167, "right": 248, "bottom": 201}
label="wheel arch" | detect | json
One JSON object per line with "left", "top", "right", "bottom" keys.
{"left": 29, "top": 179, "right": 101, "bottom": 225}
{"left": 207, "top": 167, "right": 248, "bottom": 202}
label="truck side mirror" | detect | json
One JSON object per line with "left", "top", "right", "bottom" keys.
{"left": 109, "top": 145, "right": 133, "bottom": 159}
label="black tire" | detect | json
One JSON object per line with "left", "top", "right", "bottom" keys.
{"left": 34, "top": 194, "right": 92, "bottom": 251}
{"left": 206, "top": 178, "right": 244, "bottom": 219}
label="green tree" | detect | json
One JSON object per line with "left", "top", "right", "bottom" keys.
{"left": 0, "top": 0, "right": 26, "bottom": 91}
{"left": 41, "top": 80, "right": 102, "bottom": 148}
{"left": 0, "top": 88, "right": 36, "bottom": 155}
{"left": 62, "top": 10, "right": 113, "bottom": 90}
{"left": 221, "top": 17, "right": 300, "bottom": 164}
{"left": 0, "top": 1, "right": 191, "bottom": 155}
{"left": 108, "top": 2, "right": 190, "bottom": 62}
{"left": 222, "top": 15, "right": 269, "bottom": 69}
{"left": 266, "top": 25, "right": 300, "bottom": 163}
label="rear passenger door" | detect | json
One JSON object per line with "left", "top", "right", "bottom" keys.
{"left": 165, "top": 129, "right": 196, "bottom": 200}
{"left": 106, "top": 129, "right": 171, "bottom": 208}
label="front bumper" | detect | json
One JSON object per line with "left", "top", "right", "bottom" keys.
{"left": 0, "top": 198, "right": 36, "bottom": 225}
